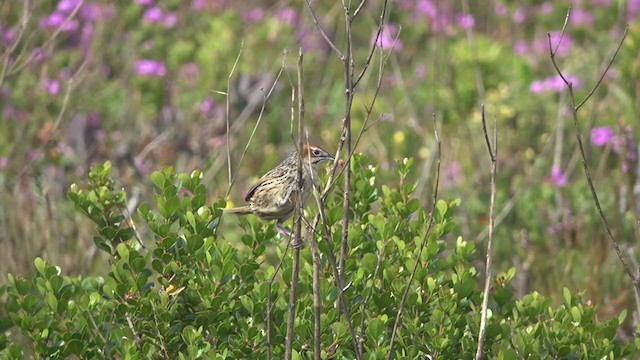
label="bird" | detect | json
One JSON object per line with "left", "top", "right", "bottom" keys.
{"left": 226, "top": 144, "right": 335, "bottom": 240}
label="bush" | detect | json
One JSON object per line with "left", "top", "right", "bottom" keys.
{"left": 0, "top": 158, "right": 636, "bottom": 359}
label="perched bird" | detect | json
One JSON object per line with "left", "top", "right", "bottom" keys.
{"left": 226, "top": 144, "right": 334, "bottom": 238}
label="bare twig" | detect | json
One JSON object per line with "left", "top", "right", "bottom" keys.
{"left": 304, "top": 0, "right": 344, "bottom": 58}
{"left": 225, "top": 39, "right": 244, "bottom": 195}
{"left": 225, "top": 51, "right": 286, "bottom": 198}
{"left": 338, "top": 0, "right": 355, "bottom": 321}
{"left": 307, "top": 148, "right": 322, "bottom": 360}
{"left": 475, "top": 106, "right": 498, "bottom": 360}
{"left": 387, "top": 116, "right": 441, "bottom": 360}
{"left": 547, "top": 11, "right": 640, "bottom": 304}
{"left": 353, "top": 0, "right": 389, "bottom": 88}
{"left": 266, "top": 241, "right": 291, "bottom": 360}
{"left": 284, "top": 48, "right": 306, "bottom": 360}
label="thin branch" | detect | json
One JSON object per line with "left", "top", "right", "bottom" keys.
{"left": 547, "top": 11, "right": 640, "bottom": 297}
{"left": 387, "top": 115, "right": 441, "bottom": 360}
{"left": 284, "top": 48, "right": 306, "bottom": 360}
{"left": 307, "top": 133, "right": 322, "bottom": 360}
{"left": 576, "top": 26, "right": 628, "bottom": 111}
{"left": 304, "top": 0, "right": 344, "bottom": 59}
{"left": 338, "top": 0, "right": 355, "bottom": 323}
{"left": 6, "top": 0, "right": 84, "bottom": 79}
{"left": 475, "top": 106, "right": 498, "bottom": 360}
{"left": 353, "top": 0, "right": 389, "bottom": 88}
{"left": 225, "top": 51, "right": 286, "bottom": 198}
{"left": 225, "top": 39, "right": 244, "bottom": 195}
{"left": 266, "top": 241, "right": 291, "bottom": 360}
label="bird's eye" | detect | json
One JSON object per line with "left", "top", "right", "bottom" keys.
{"left": 313, "top": 149, "right": 321, "bottom": 156}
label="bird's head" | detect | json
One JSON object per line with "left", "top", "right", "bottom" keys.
{"left": 301, "top": 145, "right": 334, "bottom": 167}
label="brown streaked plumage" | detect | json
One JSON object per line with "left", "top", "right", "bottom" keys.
{"left": 226, "top": 145, "right": 334, "bottom": 237}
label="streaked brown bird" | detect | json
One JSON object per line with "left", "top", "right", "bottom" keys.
{"left": 226, "top": 144, "right": 334, "bottom": 237}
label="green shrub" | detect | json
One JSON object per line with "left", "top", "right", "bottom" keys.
{"left": 0, "top": 158, "right": 636, "bottom": 358}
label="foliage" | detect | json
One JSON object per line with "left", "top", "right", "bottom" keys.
{"left": 1, "top": 158, "right": 636, "bottom": 358}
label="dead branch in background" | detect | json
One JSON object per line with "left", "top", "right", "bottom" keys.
{"left": 475, "top": 106, "right": 497, "bottom": 360}
{"left": 225, "top": 51, "right": 287, "bottom": 198}
{"left": 387, "top": 116, "right": 441, "bottom": 360}
{"left": 225, "top": 40, "right": 244, "bottom": 195}
{"left": 547, "top": 8, "right": 640, "bottom": 312}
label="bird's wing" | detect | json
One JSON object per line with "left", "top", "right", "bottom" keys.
{"left": 244, "top": 178, "right": 266, "bottom": 202}
{"left": 244, "top": 166, "right": 288, "bottom": 202}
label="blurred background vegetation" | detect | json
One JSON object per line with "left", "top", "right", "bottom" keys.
{"left": 1, "top": 0, "right": 640, "bottom": 332}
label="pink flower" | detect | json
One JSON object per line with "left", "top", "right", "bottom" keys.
{"left": 455, "top": 13, "right": 475, "bottom": 30}
{"left": 590, "top": 126, "right": 614, "bottom": 147}
{"left": 570, "top": 8, "right": 594, "bottom": 26}
{"left": 134, "top": 59, "right": 167, "bottom": 77}
{"left": 136, "top": 0, "right": 154, "bottom": 6}
{"left": 143, "top": 7, "right": 163, "bottom": 23}
{"left": 550, "top": 166, "right": 567, "bottom": 187}
{"left": 372, "top": 24, "right": 403, "bottom": 51}
{"left": 513, "top": 41, "right": 529, "bottom": 56}
{"left": 200, "top": 97, "right": 214, "bottom": 114}
{"left": 162, "top": 12, "right": 177, "bottom": 28}
{"left": 513, "top": 7, "right": 527, "bottom": 23}
{"left": 274, "top": 7, "right": 298, "bottom": 26}
{"left": 495, "top": 4, "right": 508, "bottom": 16}
{"left": 241, "top": 8, "right": 264, "bottom": 23}
{"left": 57, "top": 0, "right": 82, "bottom": 14}
{"left": 43, "top": 78, "right": 60, "bottom": 95}
{"left": 0, "top": 157, "right": 8, "bottom": 169}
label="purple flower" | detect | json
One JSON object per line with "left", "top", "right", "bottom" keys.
{"left": 530, "top": 75, "right": 580, "bottom": 94}
{"left": 495, "top": 4, "right": 508, "bottom": 16}
{"left": 43, "top": 78, "right": 60, "bottom": 95}
{"left": 513, "top": 7, "right": 527, "bottom": 23}
{"left": 372, "top": 24, "right": 403, "bottom": 51}
{"left": 1, "top": 27, "right": 16, "bottom": 46}
{"left": 539, "top": 2, "right": 554, "bottom": 14}
{"left": 143, "top": 7, "right": 163, "bottom": 23}
{"left": 57, "top": 0, "right": 82, "bottom": 14}
{"left": 242, "top": 8, "right": 264, "bottom": 23}
{"left": 590, "top": 126, "right": 614, "bottom": 147}
{"left": 200, "top": 97, "right": 214, "bottom": 114}
{"left": 545, "top": 31, "right": 572, "bottom": 56}
{"left": 513, "top": 41, "right": 529, "bottom": 56}
{"left": 162, "top": 12, "right": 177, "bottom": 28}
{"left": 0, "top": 157, "right": 8, "bottom": 169}
{"left": 191, "top": 0, "right": 205, "bottom": 11}
{"left": 550, "top": 166, "right": 567, "bottom": 187}
{"left": 136, "top": 0, "right": 154, "bottom": 6}
{"left": 39, "top": 12, "right": 79, "bottom": 32}
{"left": 455, "top": 13, "right": 475, "bottom": 29}
{"left": 629, "top": 0, "right": 640, "bottom": 20}
{"left": 274, "top": 7, "right": 298, "bottom": 26}
{"left": 570, "top": 8, "right": 594, "bottom": 26}
{"left": 416, "top": 0, "right": 437, "bottom": 18}
{"left": 79, "top": 4, "right": 102, "bottom": 22}
{"left": 134, "top": 59, "right": 167, "bottom": 77}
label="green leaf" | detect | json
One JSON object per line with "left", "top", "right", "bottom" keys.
{"left": 362, "top": 253, "right": 377, "bottom": 274}
{"left": 150, "top": 171, "right": 166, "bottom": 189}
{"left": 563, "top": 287, "right": 572, "bottom": 306}
{"left": 34, "top": 257, "right": 46, "bottom": 275}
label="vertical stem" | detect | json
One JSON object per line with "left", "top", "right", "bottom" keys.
{"left": 285, "top": 48, "right": 305, "bottom": 360}
{"left": 338, "top": 1, "right": 355, "bottom": 319}
{"left": 475, "top": 107, "right": 497, "bottom": 360}
{"left": 310, "top": 217, "right": 322, "bottom": 360}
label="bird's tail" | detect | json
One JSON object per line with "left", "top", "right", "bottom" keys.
{"left": 225, "top": 206, "right": 252, "bottom": 215}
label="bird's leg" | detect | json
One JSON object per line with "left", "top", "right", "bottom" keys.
{"left": 276, "top": 221, "right": 304, "bottom": 249}
{"left": 276, "top": 221, "right": 293, "bottom": 238}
